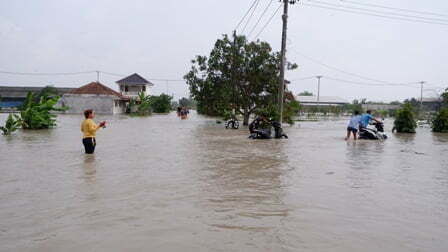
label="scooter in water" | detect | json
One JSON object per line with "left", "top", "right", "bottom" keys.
{"left": 248, "top": 118, "right": 288, "bottom": 139}
{"left": 358, "top": 122, "right": 387, "bottom": 140}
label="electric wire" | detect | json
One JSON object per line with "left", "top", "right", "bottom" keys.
{"left": 247, "top": 0, "right": 275, "bottom": 38}
{"left": 340, "top": 0, "right": 448, "bottom": 18}
{"left": 234, "top": 0, "right": 260, "bottom": 31}
{"left": 253, "top": 4, "right": 283, "bottom": 39}
{"left": 241, "top": 0, "right": 261, "bottom": 34}
{"left": 289, "top": 75, "right": 422, "bottom": 88}
{"left": 288, "top": 46, "right": 420, "bottom": 86}
{"left": 307, "top": 0, "right": 448, "bottom": 23}
{"left": 301, "top": 3, "right": 448, "bottom": 26}
{"left": 0, "top": 70, "right": 96, "bottom": 76}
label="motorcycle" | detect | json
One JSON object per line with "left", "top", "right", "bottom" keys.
{"left": 225, "top": 118, "right": 239, "bottom": 129}
{"left": 358, "top": 122, "right": 387, "bottom": 140}
{"left": 248, "top": 118, "right": 288, "bottom": 139}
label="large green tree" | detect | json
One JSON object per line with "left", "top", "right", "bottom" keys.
{"left": 184, "top": 34, "right": 297, "bottom": 125}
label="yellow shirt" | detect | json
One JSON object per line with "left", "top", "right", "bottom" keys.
{"left": 81, "top": 119, "right": 101, "bottom": 138}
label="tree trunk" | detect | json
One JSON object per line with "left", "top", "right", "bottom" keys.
{"left": 243, "top": 109, "right": 250, "bottom": 126}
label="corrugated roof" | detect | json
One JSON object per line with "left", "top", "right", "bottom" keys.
{"left": 69, "top": 82, "right": 124, "bottom": 97}
{"left": 296, "top": 95, "right": 349, "bottom": 104}
{"left": 116, "top": 73, "right": 154, "bottom": 86}
{"left": 0, "top": 86, "right": 74, "bottom": 98}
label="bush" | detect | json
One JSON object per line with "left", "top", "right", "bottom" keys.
{"left": 393, "top": 103, "right": 417, "bottom": 133}
{"left": 150, "top": 94, "right": 173, "bottom": 113}
{"left": 0, "top": 113, "right": 21, "bottom": 135}
{"left": 432, "top": 108, "right": 448, "bottom": 133}
{"left": 19, "top": 92, "right": 66, "bottom": 129}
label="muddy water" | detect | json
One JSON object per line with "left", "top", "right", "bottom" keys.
{"left": 0, "top": 112, "right": 447, "bottom": 252}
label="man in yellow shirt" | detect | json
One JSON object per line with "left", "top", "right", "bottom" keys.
{"left": 81, "top": 109, "right": 106, "bottom": 154}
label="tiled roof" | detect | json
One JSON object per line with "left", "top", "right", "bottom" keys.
{"left": 70, "top": 82, "right": 123, "bottom": 97}
{"left": 116, "top": 73, "right": 154, "bottom": 86}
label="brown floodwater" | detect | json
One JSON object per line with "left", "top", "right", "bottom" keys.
{"left": 0, "top": 112, "right": 447, "bottom": 252}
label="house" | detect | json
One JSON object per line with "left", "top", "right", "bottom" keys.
{"left": 0, "top": 86, "right": 74, "bottom": 108}
{"left": 60, "top": 82, "right": 129, "bottom": 114}
{"left": 116, "top": 73, "right": 154, "bottom": 98}
{"left": 295, "top": 95, "right": 349, "bottom": 106}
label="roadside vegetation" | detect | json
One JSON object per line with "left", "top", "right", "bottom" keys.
{"left": 393, "top": 103, "right": 417, "bottom": 133}
{"left": 129, "top": 92, "right": 173, "bottom": 116}
{"left": 431, "top": 88, "right": 448, "bottom": 133}
{"left": 184, "top": 33, "right": 298, "bottom": 125}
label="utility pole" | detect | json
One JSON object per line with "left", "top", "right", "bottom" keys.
{"left": 419, "top": 81, "right": 425, "bottom": 112}
{"left": 96, "top": 71, "right": 100, "bottom": 83}
{"left": 316, "top": 75, "right": 322, "bottom": 105}
{"left": 278, "top": 0, "right": 297, "bottom": 124}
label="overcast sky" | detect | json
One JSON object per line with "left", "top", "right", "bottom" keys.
{"left": 1, "top": 0, "right": 447, "bottom": 102}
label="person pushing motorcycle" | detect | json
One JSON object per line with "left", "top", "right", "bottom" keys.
{"left": 359, "top": 110, "right": 382, "bottom": 131}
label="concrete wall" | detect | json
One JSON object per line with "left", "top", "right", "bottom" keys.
{"left": 361, "top": 104, "right": 400, "bottom": 111}
{"left": 60, "top": 94, "right": 119, "bottom": 115}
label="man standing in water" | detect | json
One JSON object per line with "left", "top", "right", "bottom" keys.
{"left": 81, "top": 109, "right": 106, "bottom": 154}
{"left": 359, "top": 110, "right": 381, "bottom": 131}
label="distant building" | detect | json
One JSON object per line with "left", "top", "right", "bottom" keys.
{"left": 116, "top": 73, "right": 154, "bottom": 98}
{"left": 60, "top": 82, "right": 129, "bottom": 114}
{"left": 295, "top": 95, "right": 349, "bottom": 106}
{"left": 0, "top": 86, "right": 74, "bottom": 108}
{"left": 361, "top": 104, "right": 400, "bottom": 111}
{"left": 422, "top": 97, "right": 443, "bottom": 111}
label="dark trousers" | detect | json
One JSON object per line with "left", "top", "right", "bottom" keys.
{"left": 83, "top": 137, "right": 96, "bottom": 154}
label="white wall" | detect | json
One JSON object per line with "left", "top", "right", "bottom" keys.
{"left": 59, "top": 94, "right": 119, "bottom": 115}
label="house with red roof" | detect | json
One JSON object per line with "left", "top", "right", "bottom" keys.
{"left": 60, "top": 82, "right": 130, "bottom": 114}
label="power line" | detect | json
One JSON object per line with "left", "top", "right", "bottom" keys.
{"left": 253, "top": 4, "right": 283, "bottom": 39}
{"left": 100, "top": 71, "right": 184, "bottom": 82}
{"left": 234, "top": 0, "right": 260, "bottom": 31}
{"left": 288, "top": 46, "right": 420, "bottom": 86}
{"left": 248, "top": 0, "right": 275, "bottom": 38}
{"left": 241, "top": 0, "right": 261, "bottom": 34}
{"left": 339, "top": 0, "right": 448, "bottom": 18}
{"left": 0, "top": 70, "right": 96, "bottom": 76}
{"left": 289, "top": 75, "right": 419, "bottom": 87}
{"left": 301, "top": 3, "right": 448, "bottom": 26}
{"left": 307, "top": 0, "right": 448, "bottom": 23}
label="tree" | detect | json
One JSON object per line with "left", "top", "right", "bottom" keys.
{"left": 432, "top": 108, "right": 448, "bottom": 133}
{"left": 179, "top": 97, "right": 195, "bottom": 108}
{"left": 393, "top": 103, "right": 417, "bottom": 133}
{"left": 184, "top": 33, "right": 297, "bottom": 125}
{"left": 150, "top": 93, "right": 172, "bottom": 113}
{"left": 19, "top": 92, "right": 66, "bottom": 129}
{"left": 442, "top": 88, "right": 448, "bottom": 107}
{"left": 298, "top": 91, "right": 313, "bottom": 96}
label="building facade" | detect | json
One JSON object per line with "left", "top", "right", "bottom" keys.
{"left": 116, "top": 73, "right": 153, "bottom": 98}
{"left": 0, "top": 86, "right": 74, "bottom": 108}
{"left": 60, "top": 82, "right": 129, "bottom": 115}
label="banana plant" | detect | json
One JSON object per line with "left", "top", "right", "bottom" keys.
{"left": 0, "top": 113, "right": 21, "bottom": 135}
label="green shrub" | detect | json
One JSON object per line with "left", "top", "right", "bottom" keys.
{"left": 393, "top": 103, "right": 417, "bottom": 133}
{"left": 432, "top": 108, "right": 448, "bottom": 133}
{"left": 0, "top": 113, "right": 21, "bottom": 135}
{"left": 150, "top": 94, "right": 172, "bottom": 113}
{"left": 19, "top": 92, "right": 66, "bottom": 129}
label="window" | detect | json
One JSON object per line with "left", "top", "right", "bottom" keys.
{"left": 142, "top": 85, "right": 146, "bottom": 92}
{"left": 124, "top": 85, "right": 128, "bottom": 92}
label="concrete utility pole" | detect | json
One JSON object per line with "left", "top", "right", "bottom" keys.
{"left": 316, "top": 75, "right": 322, "bottom": 105}
{"left": 278, "top": 0, "right": 297, "bottom": 124}
{"left": 96, "top": 71, "right": 100, "bottom": 83}
{"left": 420, "top": 81, "right": 425, "bottom": 111}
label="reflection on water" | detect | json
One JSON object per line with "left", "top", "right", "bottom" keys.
{"left": 0, "top": 113, "right": 448, "bottom": 251}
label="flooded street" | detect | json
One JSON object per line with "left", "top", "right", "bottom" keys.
{"left": 1, "top": 112, "right": 447, "bottom": 252}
